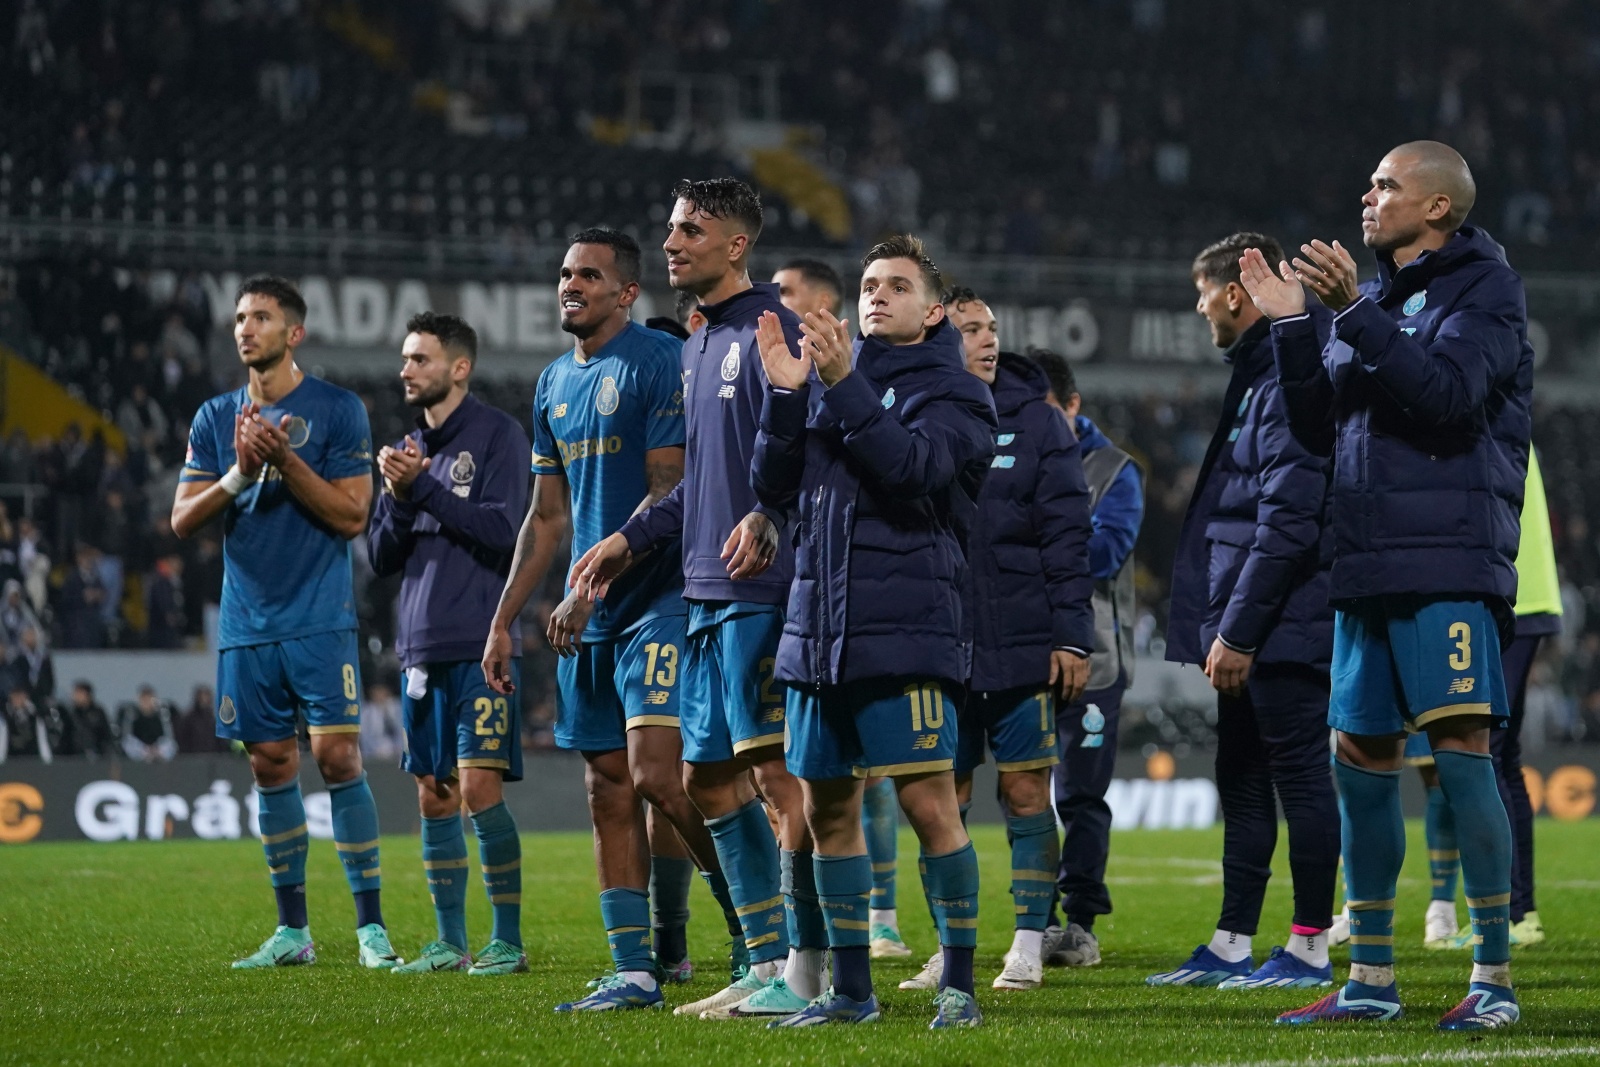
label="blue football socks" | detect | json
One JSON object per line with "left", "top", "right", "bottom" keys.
{"left": 599, "top": 887, "right": 654, "bottom": 974}
{"left": 257, "top": 779, "right": 309, "bottom": 928}
{"left": 861, "top": 779, "right": 899, "bottom": 912}
{"left": 706, "top": 798, "right": 788, "bottom": 965}
{"left": 471, "top": 801, "right": 522, "bottom": 948}
{"left": 1007, "top": 810, "right": 1058, "bottom": 933}
{"left": 1335, "top": 759, "right": 1403, "bottom": 976}
{"left": 1434, "top": 749, "right": 1513, "bottom": 966}
{"left": 923, "top": 843, "right": 980, "bottom": 994}
{"left": 649, "top": 854, "right": 694, "bottom": 964}
{"left": 1425, "top": 783, "right": 1460, "bottom": 902}
{"left": 421, "top": 814, "right": 469, "bottom": 951}
{"left": 815, "top": 853, "right": 873, "bottom": 1001}
{"left": 328, "top": 773, "right": 384, "bottom": 928}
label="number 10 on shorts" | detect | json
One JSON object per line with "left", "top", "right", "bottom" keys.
{"left": 904, "top": 682, "right": 945, "bottom": 731}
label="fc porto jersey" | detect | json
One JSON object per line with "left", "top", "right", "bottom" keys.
{"left": 181, "top": 374, "right": 374, "bottom": 649}
{"left": 532, "top": 320, "right": 686, "bottom": 640}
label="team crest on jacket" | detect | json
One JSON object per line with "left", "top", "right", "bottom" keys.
{"left": 1403, "top": 290, "right": 1427, "bottom": 316}
{"left": 596, "top": 375, "right": 620, "bottom": 415}
{"left": 721, "top": 343, "right": 741, "bottom": 381}
{"left": 286, "top": 416, "right": 311, "bottom": 448}
{"left": 882, "top": 387, "right": 896, "bottom": 409}
{"left": 450, "top": 451, "right": 475, "bottom": 497}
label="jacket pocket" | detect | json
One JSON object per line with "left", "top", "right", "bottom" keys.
{"left": 990, "top": 542, "right": 1042, "bottom": 576}
{"left": 1206, "top": 539, "right": 1249, "bottom": 612}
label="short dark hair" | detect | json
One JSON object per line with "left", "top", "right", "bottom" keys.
{"left": 569, "top": 226, "right": 642, "bottom": 284}
{"left": 1028, "top": 347, "right": 1078, "bottom": 406}
{"left": 862, "top": 234, "right": 943, "bottom": 301}
{"left": 941, "top": 285, "right": 984, "bottom": 311}
{"left": 235, "top": 275, "right": 306, "bottom": 324}
{"left": 778, "top": 258, "right": 843, "bottom": 301}
{"left": 673, "top": 289, "right": 699, "bottom": 327}
{"left": 406, "top": 311, "right": 478, "bottom": 365}
{"left": 1192, "top": 232, "right": 1285, "bottom": 288}
{"left": 671, "top": 177, "right": 764, "bottom": 241}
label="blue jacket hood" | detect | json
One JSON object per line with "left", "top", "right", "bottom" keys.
{"left": 991, "top": 352, "right": 1051, "bottom": 417}
{"left": 1074, "top": 415, "right": 1113, "bottom": 453}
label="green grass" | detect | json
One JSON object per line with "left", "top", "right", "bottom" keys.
{"left": 2, "top": 822, "right": 1598, "bottom": 1066}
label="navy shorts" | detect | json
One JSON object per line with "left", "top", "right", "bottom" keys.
{"left": 681, "top": 603, "right": 787, "bottom": 764}
{"left": 555, "top": 615, "right": 685, "bottom": 752}
{"left": 1329, "top": 595, "right": 1509, "bottom": 738}
{"left": 216, "top": 630, "right": 362, "bottom": 743}
{"left": 402, "top": 660, "right": 523, "bottom": 782}
{"left": 956, "top": 684, "right": 1058, "bottom": 775}
{"left": 785, "top": 676, "right": 960, "bottom": 781}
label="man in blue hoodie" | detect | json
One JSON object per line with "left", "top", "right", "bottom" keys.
{"left": 1148, "top": 233, "right": 1339, "bottom": 993}
{"left": 937, "top": 287, "right": 1093, "bottom": 993}
{"left": 366, "top": 312, "right": 532, "bottom": 977}
{"left": 1241, "top": 140, "right": 1532, "bottom": 1030}
{"left": 1028, "top": 349, "right": 1142, "bottom": 969}
{"left": 573, "top": 178, "right": 827, "bottom": 1021}
{"left": 752, "top": 234, "right": 996, "bottom": 1030}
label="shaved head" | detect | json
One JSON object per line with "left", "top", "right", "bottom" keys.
{"left": 1360, "top": 140, "right": 1477, "bottom": 260}
{"left": 1387, "top": 140, "right": 1476, "bottom": 227}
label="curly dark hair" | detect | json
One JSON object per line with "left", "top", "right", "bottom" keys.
{"left": 235, "top": 275, "right": 306, "bottom": 324}
{"left": 405, "top": 311, "right": 478, "bottom": 364}
{"left": 570, "top": 226, "right": 642, "bottom": 284}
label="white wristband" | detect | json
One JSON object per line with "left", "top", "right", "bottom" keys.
{"left": 219, "top": 465, "right": 253, "bottom": 497}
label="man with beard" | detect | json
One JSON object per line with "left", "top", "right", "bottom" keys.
{"left": 483, "top": 227, "right": 740, "bottom": 1011}
{"left": 172, "top": 276, "right": 395, "bottom": 970}
{"left": 367, "top": 312, "right": 533, "bottom": 975}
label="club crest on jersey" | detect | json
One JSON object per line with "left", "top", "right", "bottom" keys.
{"left": 996, "top": 433, "right": 1015, "bottom": 445}
{"left": 596, "top": 376, "right": 620, "bottom": 416}
{"left": 882, "top": 387, "right": 896, "bottom": 409}
{"left": 285, "top": 416, "right": 311, "bottom": 449}
{"left": 450, "top": 451, "right": 475, "bottom": 497}
{"left": 1403, "top": 290, "right": 1427, "bottom": 316}
{"left": 721, "top": 343, "right": 741, "bottom": 381}
{"left": 217, "top": 695, "right": 237, "bottom": 726}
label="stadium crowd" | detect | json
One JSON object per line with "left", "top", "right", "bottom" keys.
{"left": 5, "top": 2, "right": 1600, "bottom": 262}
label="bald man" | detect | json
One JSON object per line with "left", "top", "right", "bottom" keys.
{"left": 1240, "top": 141, "right": 1532, "bottom": 1030}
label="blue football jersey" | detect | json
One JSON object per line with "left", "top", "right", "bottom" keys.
{"left": 182, "top": 374, "right": 374, "bottom": 649}
{"left": 532, "top": 320, "right": 686, "bottom": 639}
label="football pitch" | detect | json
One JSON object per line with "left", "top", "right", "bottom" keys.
{"left": 3, "top": 822, "right": 1596, "bottom": 1067}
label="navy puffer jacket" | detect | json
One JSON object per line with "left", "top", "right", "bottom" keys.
{"left": 1270, "top": 225, "right": 1532, "bottom": 611}
{"left": 752, "top": 320, "right": 997, "bottom": 687}
{"left": 968, "top": 353, "right": 1094, "bottom": 691}
{"left": 1166, "top": 317, "right": 1334, "bottom": 670}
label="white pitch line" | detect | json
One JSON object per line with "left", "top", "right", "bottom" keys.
{"left": 1159, "top": 1043, "right": 1600, "bottom": 1067}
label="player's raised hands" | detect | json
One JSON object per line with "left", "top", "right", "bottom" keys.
{"left": 234, "top": 402, "right": 267, "bottom": 476}
{"left": 243, "top": 411, "right": 295, "bottom": 468}
{"left": 755, "top": 310, "right": 810, "bottom": 391}
{"left": 379, "top": 437, "right": 430, "bottom": 499}
{"left": 1291, "top": 239, "right": 1361, "bottom": 311}
{"left": 800, "top": 308, "right": 854, "bottom": 387}
{"left": 546, "top": 591, "right": 592, "bottom": 657}
{"left": 1237, "top": 247, "right": 1307, "bottom": 320}
{"left": 723, "top": 510, "right": 778, "bottom": 580}
{"left": 569, "top": 531, "right": 633, "bottom": 602}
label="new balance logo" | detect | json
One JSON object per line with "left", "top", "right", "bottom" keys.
{"left": 1447, "top": 678, "right": 1476, "bottom": 695}
{"left": 717, "top": 385, "right": 737, "bottom": 399}
{"left": 644, "top": 691, "right": 671, "bottom": 705}
{"left": 912, "top": 734, "right": 939, "bottom": 750}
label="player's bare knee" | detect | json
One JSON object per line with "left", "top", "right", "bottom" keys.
{"left": 1000, "top": 769, "right": 1051, "bottom": 818}
{"left": 416, "top": 775, "right": 460, "bottom": 819}
{"left": 312, "top": 738, "right": 363, "bottom": 785}
{"left": 460, "top": 772, "right": 504, "bottom": 815}
{"left": 247, "top": 742, "right": 298, "bottom": 787}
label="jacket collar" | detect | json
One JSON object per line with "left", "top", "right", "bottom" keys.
{"left": 415, "top": 391, "right": 480, "bottom": 447}
{"left": 853, "top": 318, "right": 966, "bottom": 379}
{"left": 990, "top": 351, "right": 1049, "bottom": 416}
{"left": 1374, "top": 224, "right": 1507, "bottom": 299}
{"left": 1221, "top": 316, "right": 1273, "bottom": 374}
{"left": 1075, "top": 415, "right": 1111, "bottom": 452}
{"left": 700, "top": 282, "right": 781, "bottom": 328}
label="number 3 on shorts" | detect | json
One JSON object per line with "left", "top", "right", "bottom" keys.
{"left": 1447, "top": 622, "right": 1471, "bottom": 671}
